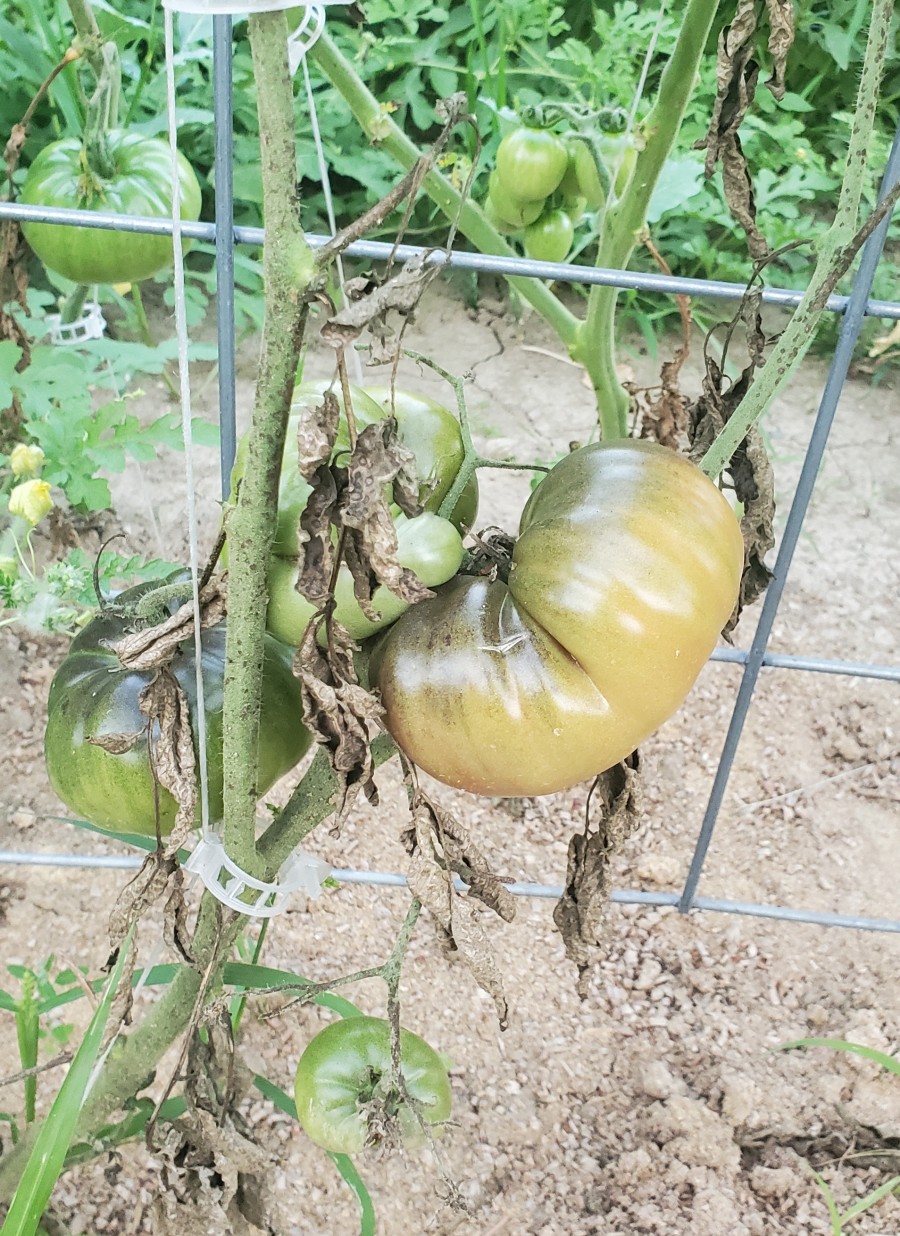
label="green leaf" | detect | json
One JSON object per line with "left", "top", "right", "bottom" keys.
{"left": 840, "top": 1174, "right": 900, "bottom": 1223}
{"left": 0, "top": 930, "right": 134, "bottom": 1236}
{"left": 221, "top": 963, "right": 364, "bottom": 1021}
{"left": 779, "top": 1037, "right": 900, "bottom": 1078}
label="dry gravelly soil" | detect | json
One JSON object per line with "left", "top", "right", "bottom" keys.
{"left": 1, "top": 284, "right": 898, "bottom": 1235}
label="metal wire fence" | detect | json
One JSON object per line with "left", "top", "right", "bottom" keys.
{"left": 1, "top": 16, "right": 899, "bottom": 934}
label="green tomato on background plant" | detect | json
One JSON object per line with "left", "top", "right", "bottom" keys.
{"left": 294, "top": 1015, "right": 452, "bottom": 1154}
{"left": 495, "top": 125, "right": 569, "bottom": 202}
{"left": 523, "top": 207, "right": 575, "bottom": 263}
{"left": 20, "top": 132, "right": 202, "bottom": 286}
{"left": 43, "top": 574, "right": 310, "bottom": 837}
{"left": 229, "top": 382, "right": 477, "bottom": 648}
{"left": 372, "top": 440, "right": 743, "bottom": 798}
{"left": 486, "top": 170, "right": 545, "bottom": 229}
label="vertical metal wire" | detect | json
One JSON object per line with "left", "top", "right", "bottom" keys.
{"left": 213, "top": 15, "right": 237, "bottom": 500}
{"left": 678, "top": 118, "right": 900, "bottom": 912}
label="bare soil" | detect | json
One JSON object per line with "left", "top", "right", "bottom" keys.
{"left": 1, "top": 283, "right": 899, "bottom": 1235}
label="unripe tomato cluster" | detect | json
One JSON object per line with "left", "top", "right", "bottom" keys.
{"left": 483, "top": 124, "right": 638, "bottom": 264}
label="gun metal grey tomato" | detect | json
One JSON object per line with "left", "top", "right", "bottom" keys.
{"left": 371, "top": 440, "right": 743, "bottom": 797}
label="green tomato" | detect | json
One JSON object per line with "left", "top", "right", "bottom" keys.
{"left": 265, "top": 512, "right": 465, "bottom": 645}
{"left": 486, "top": 170, "right": 544, "bottom": 229}
{"left": 43, "top": 575, "right": 310, "bottom": 837}
{"left": 294, "top": 1016, "right": 452, "bottom": 1154}
{"left": 229, "top": 381, "right": 477, "bottom": 647}
{"left": 574, "top": 135, "right": 638, "bottom": 208}
{"left": 523, "top": 208, "right": 575, "bottom": 264}
{"left": 372, "top": 441, "right": 743, "bottom": 798}
{"left": 21, "top": 132, "right": 202, "bottom": 285}
{"left": 481, "top": 193, "right": 520, "bottom": 236}
{"left": 495, "top": 126, "right": 568, "bottom": 202}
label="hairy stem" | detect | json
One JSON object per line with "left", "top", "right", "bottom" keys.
{"left": 221, "top": 10, "right": 316, "bottom": 878}
{"left": 701, "top": 0, "right": 895, "bottom": 477}
{"left": 573, "top": 0, "right": 721, "bottom": 438}
{"left": 308, "top": 31, "right": 579, "bottom": 350}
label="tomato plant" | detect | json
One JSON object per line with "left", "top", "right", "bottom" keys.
{"left": 43, "top": 576, "right": 310, "bottom": 836}
{"left": 372, "top": 441, "right": 743, "bottom": 797}
{"left": 233, "top": 382, "right": 477, "bottom": 647}
{"left": 20, "top": 132, "right": 202, "bottom": 286}
{"left": 572, "top": 134, "right": 637, "bottom": 209}
{"left": 495, "top": 126, "right": 569, "bottom": 202}
{"left": 523, "top": 207, "right": 575, "bottom": 263}
{"left": 294, "top": 1016, "right": 452, "bottom": 1154}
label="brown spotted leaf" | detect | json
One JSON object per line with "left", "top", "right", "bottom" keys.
{"left": 553, "top": 755, "right": 642, "bottom": 998}
{"left": 86, "top": 730, "right": 143, "bottom": 755}
{"left": 319, "top": 252, "right": 437, "bottom": 348}
{"left": 138, "top": 670, "right": 198, "bottom": 856}
{"left": 107, "top": 851, "right": 179, "bottom": 959}
{"left": 295, "top": 463, "right": 338, "bottom": 609}
{"left": 295, "top": 619, "right": 383, "bottom": 822}
{"left": 296, "top": 388, "right": 340, "bottom": 480}
{"left": 766, "top": 0, "right": 794, "bottom": 99}
{"left": 405, "top": 793, "right": 513, "bottom": 1026}
{"left": 113, "top": 580, "right": 227, "bottom": 671}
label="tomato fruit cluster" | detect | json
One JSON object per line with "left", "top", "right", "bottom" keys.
{"left": 294, "top": 1015, "right": 452, "bottom": 1154}
{"left": 231, "top": 382, "right": 478, "bottom": 648}
{"left": 44, "top": 576, "right": 310, "bottom": 837}
{"left": 372, "top": 440, "right": 743, "bottom": 798}
{"left": 485, "top": 123, "right": 638, "bottom": 264}
{"left": 21, "top": 132, "right": 202, "bottom": 286}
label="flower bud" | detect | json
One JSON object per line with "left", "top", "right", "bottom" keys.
{"left": 9, "top": 443, "right": 45, "bottom": 478}
{"left": 9, "top": 479, "right": 53, "bottom": 525}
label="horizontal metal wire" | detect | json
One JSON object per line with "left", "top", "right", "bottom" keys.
{"left": 710, "top": 647, "right": 900, "bottom": 682}
{"left": 1, "top": 849, "right": 896, "bottom": 934}
{"left": 4, "top": 199, "right": 900, "bottom": 319}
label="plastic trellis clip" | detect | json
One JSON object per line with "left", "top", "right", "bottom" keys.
{"left": 161, "top": 0, "right": 340, "bottom": 18}
{"left": 46, "top": 300, "right": 106, "bottom": 346}
{"left": 185, "top": 829, "right": 332, "bottom": 918}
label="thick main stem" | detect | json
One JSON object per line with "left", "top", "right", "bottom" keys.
{"left": 573, "top": 0, "right": 721, "bottom": 438}
{"left": 308, "top": 32, "right": 579, "bottom": 350}
{"left": 221, "top": 11, "right": 316, "bottom": 877}
{"left": 700, "top": 0, "right": 895, "bottom": 477}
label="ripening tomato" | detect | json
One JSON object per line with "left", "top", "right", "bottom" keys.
{"left": 20, "top": 132, "right": 202, "bottom": 286}
{"left": 43, "top": 575, "right": 310, "bottom": 836}
{"left": 486, "top": 170, "right": 544, "bottom": 229}
{"left": 229, "top": 382, "right": 477, "bottom": 648}
{"left": 372, "top": 441, "right": 743, "bottom": 797}
{"left": 495, "top": 126, "right": 569, "bottom": 202}
{"left": 294, "top": 1016, "right": 452, "bottom": 1154}
{"left": 523, "top": 208, "right": 575, "bottom": 263}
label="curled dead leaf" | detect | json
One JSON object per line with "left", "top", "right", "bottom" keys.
{"left": 552, "top": 755, "right": 642, "bottom": 998}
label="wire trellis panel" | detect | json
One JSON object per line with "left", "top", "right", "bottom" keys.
{"left": 1, "top": 18, "right": 899, "bottom": 933}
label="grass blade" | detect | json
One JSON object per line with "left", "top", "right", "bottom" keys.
{"left": 222, "top": 962, "right": 363, "bottom": 1019}
{"left": 779, "top": 1037, "right": 900, "bottom": 1078}
{"left": 0, "top": 930, "right": 133, "bottom": 1236}
{"left": 840, "top": 1174, "right": 900, "bottom": 1224}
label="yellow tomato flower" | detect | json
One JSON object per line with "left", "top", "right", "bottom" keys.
{"left": 9, "top": 479, "right": 53, "bottom": 525}
{"left": 9, "top": 443, "right": 45, "bottom": 478}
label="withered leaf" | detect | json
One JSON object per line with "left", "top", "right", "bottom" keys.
{"left": 87, "top": 729, "right": 143, "bottom": 755}
{"left": 405, "top": 793, "right": 513, "bottom": 1027}
{"left": 766, "top": 0, "right": 794, "bottom": 99}
{"left": 296, "top": 388, "right": 340, "bottom": 480}
{"left": 139, "top": 670, "right": 198, "bottom": 856}
{"left": 164, "top": 866, "right": 195, "bottom": 964}
{"left": 319, "top": 252, "right": 437, "bottom": 348}
{"left": 295, "top": 463, "right": 338, "bottom": 608}
{"left": 553, "top": 755, "right": 642, "bottom": 998}
{"left": 295, "top": 619, "right": 383, "bottom": 822}
{"left": 113, "top": 579, "right": 227, "bottom": 671}
{"left": 107, "top": 850, "right": 179, "bottom": 959}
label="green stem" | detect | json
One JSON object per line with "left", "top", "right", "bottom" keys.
{"left": 64, "top": 0, "right": 103, "bottom": 74}
{"left": 59, "top": 284, "right": 89, "bottom": 325}
{"left": 308, "top": 31, "right": 579, "bottom": 351}
{"left": 221, "top": 10, "right": 316, "bottom": 879}
{"left": 130, "top": 284, "right": 180, "bottom": 399}
{"left": 700, "top": 0, "right": 895, "bottom": 477}
{"left": 572, "top": 0, "right": 721, "bottom": 438}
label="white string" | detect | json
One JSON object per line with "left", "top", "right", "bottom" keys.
{"left": 301, "top": 40, "right": 364, "bottom": 384}
{"left": 164, "top": 7, "right": 211, "bottom": 836}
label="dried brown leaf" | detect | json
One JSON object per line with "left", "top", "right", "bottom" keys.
{"left": 319, "top": 252, "right": 437, "bottom": 348}
{"left": 138, "top": 670, "right": 198, "bottom": 856}
{"left": 406, "top": 794, "right": 513, "bottom": 1026}
{"left": 553, "top": 755, "right": 642, "bottom": 997}
{"left": 107, "top": 851, "right": 179, "bottom": 958}
{"left": 86, "top": 730, "right": 143, "bottom": 755}
{"left": 113, "top": 580, "right": 227, "bottom": 672}
{"left": 164, "top": 866, "right": 195, "bottom": 964}
{"left": 296, "top": 389, "right": 340, "bottom": 480}
{"left": 295, "top": 464, "right": 338, "bottom": 609}
{"left": 766, "top": 0, "right": 794, "bottom": 99}
{"left": 295, "top": 620, "right": 383, "bottom": 822}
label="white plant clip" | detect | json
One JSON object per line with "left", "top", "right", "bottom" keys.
{"left": 185, "top": 830, "right": 331, "bottom": 917}
{"left": 46, "top": 301, "right": 106, "bottom": 346}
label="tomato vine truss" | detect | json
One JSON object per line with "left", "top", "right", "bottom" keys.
{"left": 1, "top": 17, "right": 899, "bottom": 935}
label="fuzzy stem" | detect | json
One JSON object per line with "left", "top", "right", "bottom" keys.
{"left": 573, "top": 0, "right": 720, "bottom": 438}
{"left": 221, "top": 11, "right": 316, "bottom": 879}
{"left": 308, "top": 31, "right": 579, "bottom": 350}
{"left": 700, "top": 0, "right": 895, "bottom": 477}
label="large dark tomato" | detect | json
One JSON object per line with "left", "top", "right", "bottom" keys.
{"left": 294, "top": 1016, "right": 452, "bottom": 1154}
{"left": 20, "top": 132, "right": 202, "bottom": 285}
{"left": 372, "top": 441, "right": 743, "bottom": 797}
{"left": 232, "top": 382, "right": 478, "bottom": 647}
{"left": 44, "top": 576, "right": 310, "bottom": 837}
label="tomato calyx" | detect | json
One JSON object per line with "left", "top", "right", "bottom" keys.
{"left": 460, "top": 528, "right": 516, "bottom": 584}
